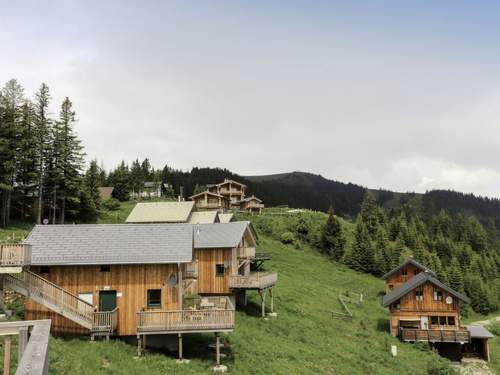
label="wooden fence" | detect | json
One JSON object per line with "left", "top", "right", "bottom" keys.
{"left": 0, "top": 245, "right": 31, "bottom": 267}
{"left": 229, "top": 272, "right": 277, "bottom": 289}
{"left": 93, "top": 308, "right": 119, "bottom": 334}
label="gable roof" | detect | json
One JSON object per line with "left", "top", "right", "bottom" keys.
{"left": 218, "top": 213, "right": 234, "bottom": 223}
{"left": 467, "top": 325, "right": 494, "bottom": 339}
{"left": 188, "top": 211, "right": 219, "bottom": 224}
{"left": 194, "top": 222, "right": 255, "bottom": 249}
{"left": 208, "top": 179, "right": 246, "bottom": 188}
{"left": 125, "top": 201, "right": 195, "bottom": 223}
{"left": 381, "top": 258, "right": 436, "bottom": 280}
{"left": 240, "top": 195, "right": 263, "bottom": 203}
{"left": 189, "top": 190, "right": 226, "bottom": 200}
{"left": 382, "top": 271, "right": 470, "bottom": 307}
{"left": 24, "top": 224, "right": 193, "bottom": 266}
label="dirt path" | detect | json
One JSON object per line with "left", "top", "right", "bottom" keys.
{"left": 469, "top": 316, "right": 500, "bottom": 327}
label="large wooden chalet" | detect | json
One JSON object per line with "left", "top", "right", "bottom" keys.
{"left": 382, "top": 259, "right": 492, "bottom": 361}
{"left": 0, "top": 222, "right": 277, "bottom": 366}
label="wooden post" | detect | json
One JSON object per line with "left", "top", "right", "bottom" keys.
{"left": 18, "top": 326, "right": 29, "bottom": 360}
{"left": 259, "top": 290, "right": 265, "bottom": 318}
{"left": 143, "top": 335, "right": 146, "bottom": 351}
{"left": 178, "top": 263, "right": 183, "bottom": 310}
{"left": 3, "top": 336, "right": 11, "bottom": 375}
{"left": 178, "top": 333, "right": 183, "bottom": 360}
{"left": 137, "top": 335, "right": 142, "bottom": 357}
{"left": 269, "top": 288, "right": 274, "bottom": 313}
{"left": 215, "top": 333, "right": 220, "bottom": 366}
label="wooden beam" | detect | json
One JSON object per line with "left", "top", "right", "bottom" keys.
{"left": 18, "top": 326, "right": 28, "bottom": 361}
{"left": 178, "top": 333, "right": 183, "bottom": 360}
{"left": 3, "top": 336, "right": 11, "bottom": 375}
{"left": 215, "top": 333, "right": 220, "bottom": 366}
{"left": 269, "top": 288, "right": 274, "bottom": 313}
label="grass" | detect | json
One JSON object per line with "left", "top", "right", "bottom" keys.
{"left": 0, "top": 204, "right": 491, "bottom": 374}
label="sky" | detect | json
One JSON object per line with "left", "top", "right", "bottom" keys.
{"left": 2, "top": 1, "right": 500, "bottom": 196}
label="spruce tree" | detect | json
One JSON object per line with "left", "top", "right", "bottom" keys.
{"left": 447, "top": 258, "right": 464, "bottom": 292}
{"left": 320, "top": 207, "right": 345, "bottom": 261}
{"left": 360, "top": 191, "right": 379, "bottom": 238}
{"left": 346, "top": 218, "right": 374, "bottom": 273}
{"left": 85, "top": 160, "right": 102, "bottom": 209}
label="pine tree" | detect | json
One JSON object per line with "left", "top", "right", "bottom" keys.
{"left": 360, "top": 191, "right": 379, "bottom": 238}
{"left": 374, "top": 225, "right": 391, "bottom": 274}
{"left": 129, "top": 159, "right": 143, "bottom": 199}
{"left": 447, "top": 258, "right": 464, "bottom": 292}
{"left": 33, "top": 83, "right": 52, "bottom": 224}
{"left": 346, "top": 218, "right": 374, "bottom": 273}
{"left": 85, "top": 160, "right": 102, "bottom": 209}
{"left": 320, "top": 207, "right": 345, "bottom": 261}
{"left": 109, "top": 161, "right": 130, "bottom": 201}
{"left": 467, "top": 216, "right": 488, "bottom": 254}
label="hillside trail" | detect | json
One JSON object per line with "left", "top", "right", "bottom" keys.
{"left": 453, "top": 316, "right": 499, "bottom": 375}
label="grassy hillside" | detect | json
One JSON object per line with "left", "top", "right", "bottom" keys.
{"left": 0, "top": 204, "right": 496, "bottom": 374}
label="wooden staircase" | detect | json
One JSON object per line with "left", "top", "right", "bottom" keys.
{"left": 3, "top": 271, "right": 117, "bottom": 337}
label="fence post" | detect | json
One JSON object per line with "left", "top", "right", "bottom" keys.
{"left": 18, "top": 326, "right": 29, "bottom": 361}
{"left": 3, "top": 336, "right": 11, "bottom": 375}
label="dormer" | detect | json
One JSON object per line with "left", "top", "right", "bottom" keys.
{"left": 381, "top": 258, "right": 436, "bottom": 293}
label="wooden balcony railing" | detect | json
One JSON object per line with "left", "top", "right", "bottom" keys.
{"left": 93, "top": 308, "right": 119, "bottom": 334}
{"left": 401, "top": 328, "right": 470, "bottom": 343}
{"left": 0, "top": 319, "right": 51, "bottom": 375}
{"left": 229, "top": 271, "right": 277, "bottom": 289}
{"left": 0, "top": 244, "right": 31, "bottom": 267}
{"left": 137, "top": 305, "right": 235, "bottom": 334}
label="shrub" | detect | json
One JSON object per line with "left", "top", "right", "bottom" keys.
{"left": 488, "top": 321, "right": 500, "bottom": 336}
{"left": 280, "top": 231, "right": 296, "bottom": 245}
{"left": 102, "top": 198, "right": 121, "bottom": 211}
{"left": 426, "top": 359, "right": 458, "bottom": 375}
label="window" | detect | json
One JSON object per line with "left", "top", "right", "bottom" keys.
{"left": 431, "top": 316, "right": 439, "bottom": 325}
{"left": 100, "top": 265, "right": 111, "bottom": 272}
{"left": 415, "top": 291, "right": 424, "bottom": 301}
{"left": 401, "top": 269, "right": 407, "bottom": 276}
{"left": 40, "top": 266, "right": 50, "bottom": 274}
{"left": 147, "top": 289, "right": 161, "bottom": 308}
{"left": 447, "top": 316, "right": 455, "bottom": 326}
{"left": 392, "top": 300, "right": 400, "bottom": 309}
{"left": 438, "top": 316, "right": 446, "bottom": 325}
{"left": 215, "top": 264, "right": 225, "bottom": 277}
{"left": 388, "top": 284, "right": 394, "bottom": 290}
{"left": 433, "top": 290, "right": 443, "bottom": 301}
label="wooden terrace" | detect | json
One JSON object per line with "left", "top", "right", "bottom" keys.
{"left": 0, "top": 244, "right": 31, "bottom": 269}
{"left": 401, "top": 328, "right": 470, "bottom": 343}
{"left": 229, "top": 271, "right": 277, "bottom": 290}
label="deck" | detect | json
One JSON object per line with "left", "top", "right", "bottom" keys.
{"left": 401, "top": 328, "right": 470, "bottom": 343}
{"left": 0, "top": 244, "right": 31, "bottom": 269}
{"left": 229, "top": 271, "right": 277, "bottom": 290}
{"left": 136, "top": 297, "right": 235, "bottom": 334}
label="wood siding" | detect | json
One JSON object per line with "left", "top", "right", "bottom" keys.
{"left": 193, "top": 248, "right": 234, "bottom": 294}
{"left": 385, "top": 264, "right": 422, "bottom": 292}
{"left": 25, "top": 264, "right": 180, "bottom": 336}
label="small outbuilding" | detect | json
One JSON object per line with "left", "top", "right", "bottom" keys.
{"left": 463, "top": 325, "right": 494, "bottom": 361}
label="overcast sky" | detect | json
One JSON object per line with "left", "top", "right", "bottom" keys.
{"left": 2, "top": 1, "right": 500, "bottom": 196}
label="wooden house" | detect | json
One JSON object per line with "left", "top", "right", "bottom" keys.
{"left": 0, "top": 221, "right": 277, "bottom": 365}
{"left": 208, "top": 179, "right": 246, "bottom": 208}
{"left": 189, "top": 191, "right": 229, "bottom": 211}
{"left": 239, "top": 196, "right": 265, "bottom": 214}
{"left": 382, "top": 259, "right": 493, "bottom": 361}
{"left": 130, "top": 181, "right": 162, "bottom": 199}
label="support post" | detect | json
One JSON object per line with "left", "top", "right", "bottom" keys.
{"left": 269, "top": 288, "right": 274, "bottom": 313}
{"left": 178, "top": 333, "right": 183, "bottom": 360}
{"left": 178, "top": 263, "right": 183, "bottom": 310}
{"left": 3, "top": 336, "right": 11, "bottom": 375}
{"left": 137, "top": 335, "right": 142, "bottom": 357}
{"left": 18, "top": 326, "right": 28, "bottom": 360}
{"left": 0, "top": 277, "right": 4, "bottom": 312}
{"left": 215, "top": 333, "right": 220, "bottom": 366}
{"left": 259, "top": 290, "right": 265, "bottom": 318}
{"left": 143, "top": 335, "right": 147, "bottom": 351}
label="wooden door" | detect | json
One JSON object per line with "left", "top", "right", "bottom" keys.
{"left": 99, "top": 290, "right": 117, "bottom": 311}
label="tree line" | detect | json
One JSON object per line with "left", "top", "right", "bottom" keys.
{"left": 0, "top": 79, "right": 100, "bottom": 226}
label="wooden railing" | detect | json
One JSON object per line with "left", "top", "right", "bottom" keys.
{"left": 0, "top": 244, "right": 31, "bottom": 267}
{"left": 93, "top": 308, "right": 119, "bottom": 333}
{"left": 137, "top": 297, "right": 235, "bottom": 333}
{"left": 229, "top": 271, "right": 277, "bottom": 289}
{"left": 401, "top": 328, "right": 470, "bottom": 343}
{"left": 0, "top": 319, "right": 51, "bottom": 375}
{"left": 237, "top": 247, "right": 256, "bottom": 258}
{"left": 4, "top": 271, "right": 94, "bottom": 329}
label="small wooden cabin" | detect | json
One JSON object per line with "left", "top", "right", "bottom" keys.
{"left": 207, "top": 179, "right": 247, "bottom": 207}
{"left": 189, "top": 191, "right": 229, "bottom": 211}
{"left": 239, "top": 196, "right": 265, "bottom": 214}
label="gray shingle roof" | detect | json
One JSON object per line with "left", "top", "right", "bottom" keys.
{"left": 467, "top": 325, "right": 494, "bottom": 339}
{"left": 24, "top": 224, "right": 193, "bottom": 265}
{"left": 382, "top": 271, "right": 471, "bottom": 307}
{"left": 193, "top": 222, "right": 253, "bottom": 248}
{"left": 381, "top": 258, "right": 436, "bottom": 280}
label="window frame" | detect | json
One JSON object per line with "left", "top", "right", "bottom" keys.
{"left": 431, "top": 316, "right": 439, "bottom": 326}
{"left": 147, "top": 289, "right": 162, "bottom": 309}
{"left": 447, "top": 316, "right": 455, "bottom": 326}
{"left": 100, "top": 265, "right": 111, "bottom": 273}
{"left": 433, "top": 290, "right": 443, "bottom": 301}
{"left": 438, "top": 316, "right": 446, "bottom": 325}
{"left": 215, "top": 264, "right": 225, "bottom": 277}
{"left": 415, "top": 290, "right": 424, "bottom": 301}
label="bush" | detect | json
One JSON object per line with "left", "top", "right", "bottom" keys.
{"left": 426, "top": 359, "right": 458, "bottom": 375}
{"left": 280, "top": 231, "right": 296, "bottom": 245}
{"left": 488, "top": 321, "right": 500, "bottom": 336}
{"left": 102, "top": 198, "right": 121, "bottom": 211}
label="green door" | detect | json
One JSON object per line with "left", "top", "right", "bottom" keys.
{"left": 99, "top": 290, "right": 117, "bottom": 311}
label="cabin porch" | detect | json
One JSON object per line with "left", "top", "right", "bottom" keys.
{"left": 400, "top": 328, "right": 471, "bottom": 343}
{"left": 230, "top": 272, "right": 277, "bottom": 318}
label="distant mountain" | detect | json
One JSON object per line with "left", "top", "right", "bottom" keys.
{"left": 164, "top": 167, "right": 500, "bottom": 224}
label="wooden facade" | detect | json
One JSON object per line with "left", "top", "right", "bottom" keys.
{"left": 384, "top": 262, "right": 423, "bottom": 293}
{"left": 25, "top": 264, "right": 180, "bottom": 336}
{"left": 190, "top": 191, "right": 229, "bottom": 211}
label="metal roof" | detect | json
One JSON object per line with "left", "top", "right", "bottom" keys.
{"left": 125, "top": 201, "right": 195, "bottom": 223}
{"left": 218, "top": 213, "right": 234, "bottom": 223}
{"left": 382, "top": 271, "right": 471, "bottom": 306}
{"left": 188, "top": 211, "right": 219, "bottom": 224}
{"left": 467, "top": 325, "right": 495, "bottom": 339}
{"left": 381, "top": 258, "right": 436, "bottom": 280}
{"left": 24, "top": 224, "right": 193, "bottom": 265}
{"left": 194, "top": 222, "right": 254, "bottom": 248}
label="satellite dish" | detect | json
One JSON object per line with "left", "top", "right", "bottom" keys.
{"left": 167, "top": 273, "right": 178, "bottom": 288}
{"left": 42, "top": 218, "right": 49, "bottom": 225}
{"left": 445, "top": 296, "right": 453, "bottom": 304}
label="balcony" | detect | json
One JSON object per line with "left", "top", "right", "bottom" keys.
{"left": 136, "top": 297, "right": 235, "bottom": 334}
{"left": 195, "top": 202, "right": 224, "bottom": 209}
{"left": 0, "top": 244, "right": 31, "bottom": 269}
{"left": 92, "top": 308, "right": 119, "bottom": 338}
{"left": 401, "top": 328, "right": 470, "bottom": 343}
{"left": 229, "top": 271, "right": 277, "bottom": 290}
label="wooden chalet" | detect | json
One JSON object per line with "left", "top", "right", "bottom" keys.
{"left": 189, "top": 191, "right": 229, "bottom": 211}
{"left": 0, "top": 221, "right": 277, "bottom": 366}
{"left": 239, "top": 196, "right": 264, "bottom": 214}
{"left": 382, "top": 259, "right": 493, "bottom": 361}
{"left": 208, "top": 179, "right": 247, "bottom": 208}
